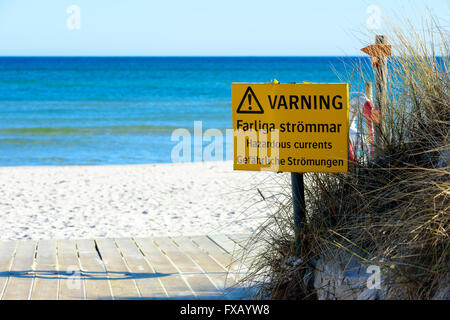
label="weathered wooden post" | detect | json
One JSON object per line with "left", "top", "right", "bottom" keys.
{"left": 374, "top": 35, "right": 388, "bottom": 151}
{"left": 361, "top": 35, "right": 391, "bottom": 155}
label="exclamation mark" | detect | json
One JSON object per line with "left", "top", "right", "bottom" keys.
{"left": 248, "top": 93, "right": 252, "bottom": 110}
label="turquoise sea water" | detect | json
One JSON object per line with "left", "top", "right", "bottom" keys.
{"left": 0, "top": 57, "right": 370, "bottom": 166}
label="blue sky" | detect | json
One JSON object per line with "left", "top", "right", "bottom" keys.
{"left": 0, "top": 0, "right": 448, "bottom": 56}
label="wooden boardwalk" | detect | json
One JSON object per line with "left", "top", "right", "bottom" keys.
{"left": 0, "top": 234, "right": 250, "bottom": 300}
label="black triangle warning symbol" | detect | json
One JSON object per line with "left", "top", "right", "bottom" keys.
{"left": 236, "top": 87, "right": 264, "bottom": 114}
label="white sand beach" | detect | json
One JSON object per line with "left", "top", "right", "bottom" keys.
{"left": 0, "top": 161, "right": 288, "bottom": 241}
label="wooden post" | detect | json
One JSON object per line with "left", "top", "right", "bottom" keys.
{"left": 291, "top": 172, "right": 306, "bottom": 256}
{"left": 373, "top": 35, "right": 388, "bottom": 151}
{"left": 365, "top": 82, "right": 373, "bottom": 104}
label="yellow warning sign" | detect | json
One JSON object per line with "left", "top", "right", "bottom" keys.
{"left": 232, "top": 82, "right": 349, "bottom": 173}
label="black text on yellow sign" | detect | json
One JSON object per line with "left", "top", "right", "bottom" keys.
{"left": 232, "top": 83, "right": 349, "bottom": 173}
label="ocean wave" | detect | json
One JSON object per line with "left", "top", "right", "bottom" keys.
{"left": 0, "top": 138, "right": 57, "bottom": 146}
{"left": 0, "top": 125, "right": 181, "bottom": 136}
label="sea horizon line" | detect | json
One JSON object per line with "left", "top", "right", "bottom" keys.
{"left": 0, "top": 55, "right": 369, "bottom": 58}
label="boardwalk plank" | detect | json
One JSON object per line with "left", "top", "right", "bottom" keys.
{"left": 115, "top": 238, "right": 167, "bottom": 299}
{"left": 57, "top": 239, "right": 85, "bottom": 300}
{"left": 189, "top": 236, "right": 239, "bottom": 271}
{"left": 208, "top": 234, "right": 240, "bottom": 255}
{"left": 208, "top": 234, "right": 253, "bottom": 268}
{"left": 214, "top": 235, "right": 254, "bottom": 299}
{"left": 153, "top": 237, "right": 221, "bottom": 299}
{"left": 95, "top": 238, "right": 140, "bottom": 299}
{"left": 0, "top": 236, "right": 250, "bottom": 300}
{"left": 190, "top": 235, "right": 246, "bottom": 284}
{"left": 134, "top": 237, "right": 194, "bottom": 299}
{"left": 31, "top": 240, "right": 58, "bottom": 300}
{"left": 226, "top": 234, "right": 250, "bottom": 249}
{"left": 0, "top": 241, "right": 17, "bottom": 299}
{"left": 170, "top": 236, "right": 235, "bottom": 290}
{"left": 77, "top": 239, "right": 112, "bottom": 300}
{"left": 224, "top": 234, "right": 256, "bottom": 267}
{"left": 2, "top": 240, "right": 36, "bottom": 300}
{"left": 227, "top": 234, "right": 262, "bottom": 268}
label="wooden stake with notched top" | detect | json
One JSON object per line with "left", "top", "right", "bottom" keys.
{"left": 361, "top": 35, "right": 391, "bottom": 154}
